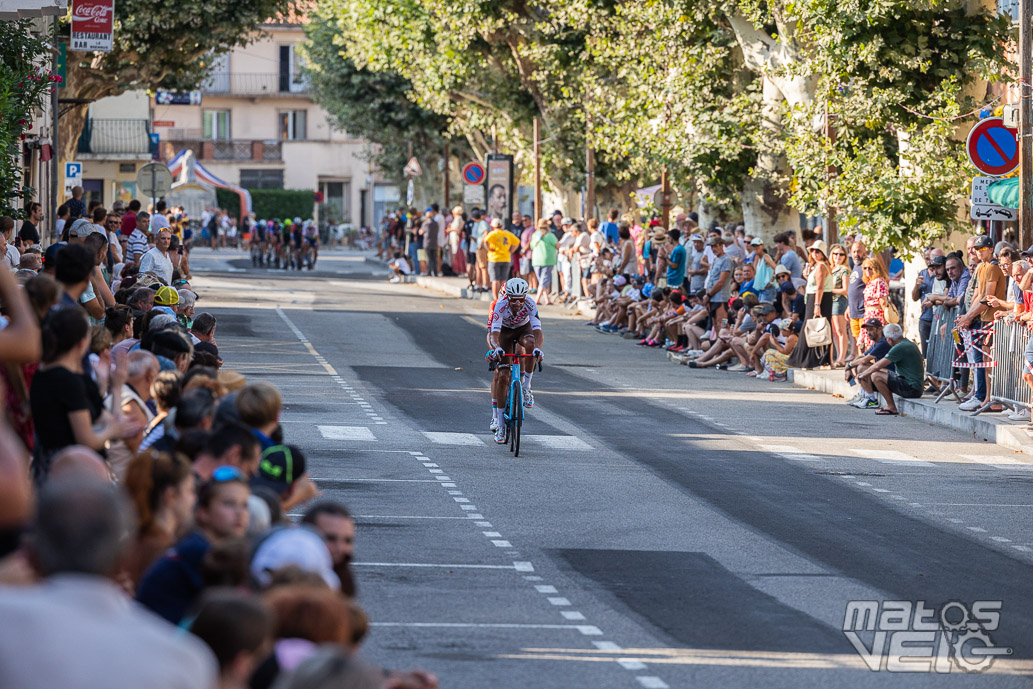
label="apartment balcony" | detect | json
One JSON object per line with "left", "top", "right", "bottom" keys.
{"left": 201, "top": 72, "right": 310, "bottom": 97}
{"left": 77, "top": 118, "right": 152, "bottom": 158}
{"left": 161, "top": 135, "right": 282, "bottom": 163}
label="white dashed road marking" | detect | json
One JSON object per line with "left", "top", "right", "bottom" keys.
{"left": 423, "top": 432, "right": 484, "bottom": 445}
{"left": 522, "top": 435, "right": 593, "bottom": 451}
{"left": 851, "top": 449, "right": 933, "bottom": 467}
{"left": 317, "top": 425, "right": 377, "bottom": 441}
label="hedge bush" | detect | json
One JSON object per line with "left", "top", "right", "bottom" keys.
{"left": 216, "top": 188, "right": 315, "bottom": 222}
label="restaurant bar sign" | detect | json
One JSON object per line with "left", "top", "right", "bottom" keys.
{"left": 71, "top": 0, "right": 115, "bottom": 52}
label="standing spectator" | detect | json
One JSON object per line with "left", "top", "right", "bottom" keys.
{"left": 662, "top": 229, "right": 688, "bottom": 292}
{"left": 857, "top": 256, "right": 890, "bottom": 352}
{"left": 19, "top": 202, "right": 42, "bottom": 245}
{"left": 302, "top": 500, "right": 357, "bottom": 598}
{"left": 55, "top": 203, "right": 69, "bottom": 239}
{"left": 600, "top": 209, "right": 620, "bottom": 245}
{"left": 150, "top": 200, "right": 171, "bottom": 232}
{"left": 855, "top": 322, "right": 924, "bottom": 415}
{"left": 521, "top": 215, "right": 539, "bottom": 288}
{"left": 615, "top": 223, "right": 636, "bottom": 275}
{"left": 482, "top": 218, "right": 520, "bottom": 295}
{"left": 187, "top": 590, "right": 273, "bottom": 689}
{"left": 237, "top": 382, "right": 282, "bottom": 451}
{"left": 702, "top": 236, "right": 732, "bottom": 326}
{"left": 748, "top": 238, "right": 777, "bottom": 304}
{"left": 846, "top": 240, "right": 869, "bottom": 354}
{"left": 29, "top": 309, "right": 139, "bottom": 477}
{"left": 788, "top": 240, "right": 833, "bottom": 369}
{"left": 120, "top": 199, "right": 141, "bottom": 237}
{"left": 0, "top": 221, "right": 19, "bottom": 270}
{"left": 136, "top": 470, "right": 250, "bottom": 624}
{"left": 106, "top": 349, "right": 159, "bottom": 479}
{"left": 191, "top": 312, "right": 218, "bottom": 346}
{"left": 140, "top": 229, "right": 174, "bottom": 284}
{"left": 828, "top": 243, "right": 852, "bottom": 366}
{"left": 122, "top": 450, "right": 196, "bottom": 589}
{"left": 419, "top": 210, "right": 440, "bottom": 276}
{"left": 447, "top": 206, "right": 466, "bottom": 275}
{"left": 0, "top": 477, "right": 217, "bottom": 689}
{"left": 687, "top": 233, "right": 708, "bottom": 295}
{"left": 914, "top": 252, "right": 947, "bottom": 356}
{"left": 128, "top": 212, "right": 150, "bottom": 264}
{"left": 67, "top": 186, "right": 86, "bottom": 220}
{"left": 956, "top": 235, "right": 1007, "bottom": 411}
{"left": 530, "top": 218, "right": 558, "bottom": 305}
{"left": 774, "top": 232, "right": 802, "bottom": 280}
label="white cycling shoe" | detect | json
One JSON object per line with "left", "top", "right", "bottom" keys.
{"left": 523, "top": 387, "right": 534, "bottom": 408}
{"left": 493, "top": 426, "right": 507, "bottom": 444}
{"left": 489, "top": 414, "right": 499, "bottom": 432}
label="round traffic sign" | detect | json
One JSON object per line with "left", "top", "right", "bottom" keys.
{"left": 136, "top": 162, "right": 174, "bottom": 197}
{"left": 461, "top": 162, "right": 485, "bottom": 185}
{"left": 966, "top": 118, "right": 1018, "bottom": 176}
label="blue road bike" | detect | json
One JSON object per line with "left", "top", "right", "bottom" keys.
{"left": 488, "top": 352, "right": 542, "bottom": 457}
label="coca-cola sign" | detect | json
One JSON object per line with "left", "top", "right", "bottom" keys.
{"left": 70, "top": 0, "right": 114, "bottom": 52}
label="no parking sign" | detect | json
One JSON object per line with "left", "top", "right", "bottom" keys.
{"left": 966, "top": 118, "right": 1018, "bottom": 177}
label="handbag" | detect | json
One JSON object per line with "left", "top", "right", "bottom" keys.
{"left": 885, "top": 301, "right": 900, "bottom": 324}
{"left": 804, "top": 316, "right": 833, "bottom": 347}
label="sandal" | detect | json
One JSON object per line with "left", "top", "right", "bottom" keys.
{"left": 874, "top": 408, "right": 899, "bottom": 416}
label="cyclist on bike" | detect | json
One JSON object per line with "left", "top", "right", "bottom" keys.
{"left": 303, "top": 219, "right": 319, "bottom": 269}
{"left": 487, "top": 277, "right": 543, "bottom": 443}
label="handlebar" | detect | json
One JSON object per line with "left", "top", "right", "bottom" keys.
{"left": 487, "top": 352, "right": 543, "bottom": 372}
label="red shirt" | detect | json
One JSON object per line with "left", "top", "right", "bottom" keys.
{"left": 120, "top": 211, "right": 137, "bottom": 236}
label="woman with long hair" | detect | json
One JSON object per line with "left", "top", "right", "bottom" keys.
{"left": 103, "top": 304, "right": 134, "bottom": 347}
{"left": 787, "top": 240, "right": 833, "bottom": 369}
{"left": 828, "top": 243, "right": 852, "bottom": 366}
{"left": 858, "top": 256, "right": 891, "bottom": 352}
{"left": 29, "top": 308, "right": 140, "bottom": 480}
{"left": 122, "top": 449, "right": 196, "bottom": 589}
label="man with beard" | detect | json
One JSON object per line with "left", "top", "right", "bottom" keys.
{"left": 302, "top": 500, "right": 357, "bottom": 597}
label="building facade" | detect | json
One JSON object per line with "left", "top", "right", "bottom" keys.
{"left": 149, "top": 20, "right": 389, "bottom": 229}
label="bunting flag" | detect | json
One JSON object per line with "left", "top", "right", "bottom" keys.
{"left": 165, "top": 149, "right": 253, "bottom": 215}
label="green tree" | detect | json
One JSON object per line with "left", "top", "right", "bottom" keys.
{"left": 59, "top": 0, "right": 292, "bottom": 163}
{"left": 0, "top": 21, "right": 58, "bottom": 218}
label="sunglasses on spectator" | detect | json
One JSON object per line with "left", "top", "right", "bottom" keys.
{"left": 212, "top": 465, "right": 244, "bottom": 481}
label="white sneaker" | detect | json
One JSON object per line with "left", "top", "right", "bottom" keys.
{"left": 1006, "top": 410, "right": 1029, "bottom": 421}
{"left": 490, "top": 414, "right": 499, "bottom": 432}
{"left": 845, "top": 392, "right": 864, "bottom": 405}
{"left": 958, "top": 398, "right": 982, "bottom": 412}
{"left": 851, "top": 396, "right": 874, "bottom": 409}
{"left": 389, "top": 277, "right": 400, "bottom": 283}
{"left": 727, "top": 364, "right": 750, "bottom": 372}
{"left": 522, "top": 387, "right": 534, "bottom": 408}
{"left": 494, "top": 426, "right": 507, "bottom": 444}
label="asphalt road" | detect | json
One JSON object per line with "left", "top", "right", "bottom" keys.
{"left": 190, "top": 247, "right": 1033, "bottom": 687}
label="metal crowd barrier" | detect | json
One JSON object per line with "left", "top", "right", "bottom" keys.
{"left": 988, "top": 318, "right": 1032, "bottom": 415}
{"left": 924, "top": 305, "right": 962, "bottom": 403}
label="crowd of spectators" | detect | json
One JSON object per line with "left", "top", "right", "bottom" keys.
{"left": 0, "top": 198, "right": 437, "bottom": 689}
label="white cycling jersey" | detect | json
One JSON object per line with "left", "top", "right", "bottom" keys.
{"left": 488, "top": 295, "right": 542, "bottom": 332}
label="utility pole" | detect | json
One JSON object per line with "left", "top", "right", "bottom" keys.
{"left": 533, "top": 117, "right": 542, "bottom": 221}
{"left": 443, "top": 141, "right": 450, "bottom": 210}
{"left": 824, "top": 99, "right": 839, "bottom": 246}
{"left": 1021, "top": 0, "right": 1032, "bottom": 248}
{"left": 585, "top": 135, "right": 595, "bottom": 221}
{"left": 660, "top": 168, "right": 672, "bottom": 229}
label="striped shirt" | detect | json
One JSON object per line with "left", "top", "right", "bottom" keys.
{"left": 127, "top": 229, "right": 149, "bottom": 262}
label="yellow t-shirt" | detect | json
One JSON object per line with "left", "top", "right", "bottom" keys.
{"left": 482, "top": 229, "right": 520, "bottom": 263}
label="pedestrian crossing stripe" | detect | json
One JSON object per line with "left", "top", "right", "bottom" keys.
{"left": 318, "top": 425, "right": 377, "bottom": 441}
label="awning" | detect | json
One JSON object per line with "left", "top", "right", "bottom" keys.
{"left": 987, "top": 177, "right": 1020, "bottom": 210}
{"left": 0, "top": 0, "right": 68, "bottom": 20}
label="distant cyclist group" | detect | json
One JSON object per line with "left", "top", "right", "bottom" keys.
{"left": 248, "top": 218, "right": 320, "bottom": 270}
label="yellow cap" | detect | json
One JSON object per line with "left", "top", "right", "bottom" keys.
{"left": 154, "top": 286, "right": 180, "bottom": 306}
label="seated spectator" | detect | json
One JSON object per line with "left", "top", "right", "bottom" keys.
{"left": 845, "top": 319, "right": 893, "bottom": 409}
{"left": 855, "top": 322, "right": 923, "bottom": 415}
{"left": 122, "top": 450, "right": 196, "bottom": 590}
{"left": 302, "top": 500, "right": 357, "bottom": 598}
{"left": 0, "top": 476, "right": 216, "bottom": 689}
{"left": 388, "top": 251, "right": 411, "bottom": 283}
{"left": 136, "top": 469, "right": 251, "bottom": 624}
{"left": 238, "top": 382, "right": 283, "bottom": 450}
{"left": 188, "top": 589, "right": 274, "bottom": 689}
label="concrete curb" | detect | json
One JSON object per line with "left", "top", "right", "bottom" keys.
{"left": 788, "top": 368, "right": 1033, "bottom": 458}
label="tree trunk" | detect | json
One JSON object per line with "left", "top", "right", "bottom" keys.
{"left": 59, "top": 103, "right": 90, "bottom": 165}
{"left": 741, "top": 76, "right": 800, "bottom": 242}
